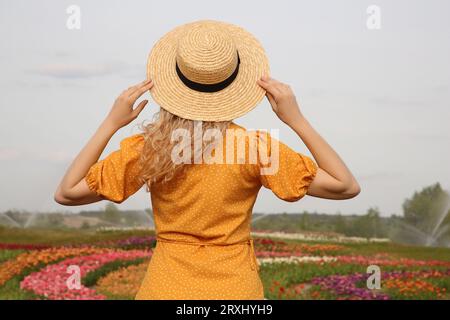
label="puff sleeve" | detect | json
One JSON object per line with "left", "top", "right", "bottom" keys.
{"left": 85, "top": 133, "right": 145, "bottom": 204}
{"left": 256, "top": 130, "right": 318, "bottom": 202}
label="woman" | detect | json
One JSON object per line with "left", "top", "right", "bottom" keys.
{"left": 54, "top": 20, "right": 360, "bottom": 300}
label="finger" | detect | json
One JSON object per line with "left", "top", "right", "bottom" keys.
{"left": 257, "top": 78, "right": 275, "bottom": 90}
{"left": 127, "top": 79, "right": 152, "bottom": 96}
{"left": 257, "top": 79, "right": 281, "bottom": 98}
{"left": 265, "top": 77, "right": 286, "bottom": 91}
{"left": 261, "top": 73, "right": 270, "bottom": 82}
{"left": 261, "top": 75, "right": 282, "bottom": 86}
{"left": 130, "top": 80, "right": 153, "bottom": 101}
{"left": 132, "top": 100, "right": 149, "bottom": 117}
{"left": 126, "top": 84, "right": 141, "bottom": 94}
{"left": 130, "top": 80, "right": 154, "bottom": 101}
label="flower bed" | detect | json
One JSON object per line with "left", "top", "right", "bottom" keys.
{"left": 310, "top": 269, "right": 450, "bottom": 300}
{"left": 0, "top": 247, "right": 109, "bottom": 286}
{"left": 20, "top": 250, "right": 151, "bottom": 300}
{"left": 96, "top": 262, "right": 148, "bottom": 298}
{"left": 383, "top": 270, "right": 450, "bottom": 299}
{"left": 96, "top": 236, "right": 156, "bottom": 250}
{"left": 1, "top": 230, "right": 450, "bottom": 300}
{"left": 258, "top": 256, "right": 337, "bottom": 265}
{"left": 0, "top": 243, "right": 50, "bottom": 251}
{"left": 252, "top": 231, "right": 390, "bottom": 243}
{"left": 335, "top": 255, "right": 450, "bottom": 267}
{"left": 311, "top": 273, "right": 390, "bottom": 300}
{"left": 254, "top": 237, "right": 345, "bottom": 257}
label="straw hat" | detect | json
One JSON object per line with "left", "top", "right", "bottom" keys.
{"left": 147, "top": 20, "right": 270, "bottom": 121}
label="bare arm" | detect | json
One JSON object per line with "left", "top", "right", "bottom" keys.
{"left": 257, "top": 76, "right": 360, "bottom": 200}
{"left": 54, "top": 79, "right": 153, "bottom": 205}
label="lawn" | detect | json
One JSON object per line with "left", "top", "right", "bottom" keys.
{"left": 0, "top": 227, "right": 449, "bottom": 300}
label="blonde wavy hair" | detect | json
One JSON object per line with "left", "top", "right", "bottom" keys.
{"left": 138, "top": 108, "right": 231, "bottom": 190}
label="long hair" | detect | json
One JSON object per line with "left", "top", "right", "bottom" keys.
{"left": 138, "top": 108, "right": 231, "bottom": 191}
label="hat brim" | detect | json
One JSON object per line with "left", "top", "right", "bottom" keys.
{"left": 147, "top": 20, "right": 270, "bottom": 122}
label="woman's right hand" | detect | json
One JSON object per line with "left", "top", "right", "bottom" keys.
{"left": 257, "top": 75, "right": 304, "bottom": 127}
{"left": 105, "top": 79, "right": 154, "bottom": 130}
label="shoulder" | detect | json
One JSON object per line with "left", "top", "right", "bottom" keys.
{"left": 226, "top": 122, "right": 275, "bottom": 140}
{"left": 225, "top": 122, "right": 285, "bottom": 153}
{"left": 119, "top": 133, "right": 145, "bottom": 152}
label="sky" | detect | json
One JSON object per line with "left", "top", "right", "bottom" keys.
{"left": 0, "top": 0, "right": 449, "bottom": 217}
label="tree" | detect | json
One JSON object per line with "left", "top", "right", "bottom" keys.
{"left": 48, "top": 213, "right": 64, "bottom": 228}
{"left": 103, "top": 203, "right": 121, "bottom": 224}
{"left": 299, "top": 213, "right": 310, "bottom": 230}
{"left": 80, "top": 221, "right": 90, "bottom": 229}
{"left": 402, "top": 183, "right": 450, "bottom": 235}
{"left": 351, "top": 207, "right": 382, "bottom": 239}
{"left": 334, "top": 214, "right": 347, "bottom": 235}
{"left": 366, "top": 207, "right": 382, "bottom": 238}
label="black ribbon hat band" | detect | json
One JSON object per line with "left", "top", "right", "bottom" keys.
{"left": 176, "top": 53, "right": 241, "bottom": 93}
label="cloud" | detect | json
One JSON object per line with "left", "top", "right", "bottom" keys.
{"left": 358, "top": 172, "right": 405, "bottom": 181}
{"left": 0, "top": 147, "right": 73, "bottom": 164}
{"left": 431, "top": 84, "right": 450, "bottom": 94}
{"left": 0, "top": 148, "right": 21, "bottom": 161}
{"left": 369, "top": 96, "right": 427, "bottom": 108}
{"left": 35, "top": 150, "right": 74, "bottom": 164}
{"left": 28, "top": 61, "right": 131, "bottom": 79}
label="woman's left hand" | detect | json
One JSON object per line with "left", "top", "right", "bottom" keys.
{"left": 105, "top": 79, "right": 154, "bottom": 130}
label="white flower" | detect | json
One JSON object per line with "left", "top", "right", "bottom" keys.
{"left": 257, "top": 256, "right": 337, "bottom": 265}
{"left": 251, "top": 231, "right": 389, "bottom": 244}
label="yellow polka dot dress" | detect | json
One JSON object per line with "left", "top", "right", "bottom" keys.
{"left": 85, "top": 122, "right": 318, "bottom": 300}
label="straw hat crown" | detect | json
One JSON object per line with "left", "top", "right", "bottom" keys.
{"left": 176, "top": 26, "right": 239, "bottom": 85}
{"left": 147, "top": 20, "right": 270, "bottom": 121}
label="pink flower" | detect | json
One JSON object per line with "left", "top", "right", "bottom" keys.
{"left": 20, "top": 250, "right": 151, "bottom": 300}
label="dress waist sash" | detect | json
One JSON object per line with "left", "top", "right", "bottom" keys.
{"left": 155, "top": 236, "right": 259, "bottom": 271}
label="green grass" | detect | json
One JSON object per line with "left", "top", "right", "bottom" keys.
{"left": 82, "top": 258, "right": 148, "bottom": 287}
{"left": 0, "top": 276, "right": 39, "bottom": 300}
{"left": 340, "top": 242, "right": 450, "bottom": 261}
{"left": 260, "top": 262, "right": 366, "bottom": 299}
{"left": 0, "top": 226, "right": 154, "bottom": 246}
{"left": 383, "top": 276, "right": 450, "bottom": 300}
{"left": 0, "top": 260, "right": 57, "bottom": 300}
{"left": 428, "top": 276, "right": 450, "bottom": 292}
{"left": 259, "top": 236, "right": 450, "bottom": 261}
{"left": 0, "top": 250, "right": 24, "bottom": 263}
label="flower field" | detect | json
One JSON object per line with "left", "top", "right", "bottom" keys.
{"left": 0, "top": 228, "right": 449, "bottom": 300}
